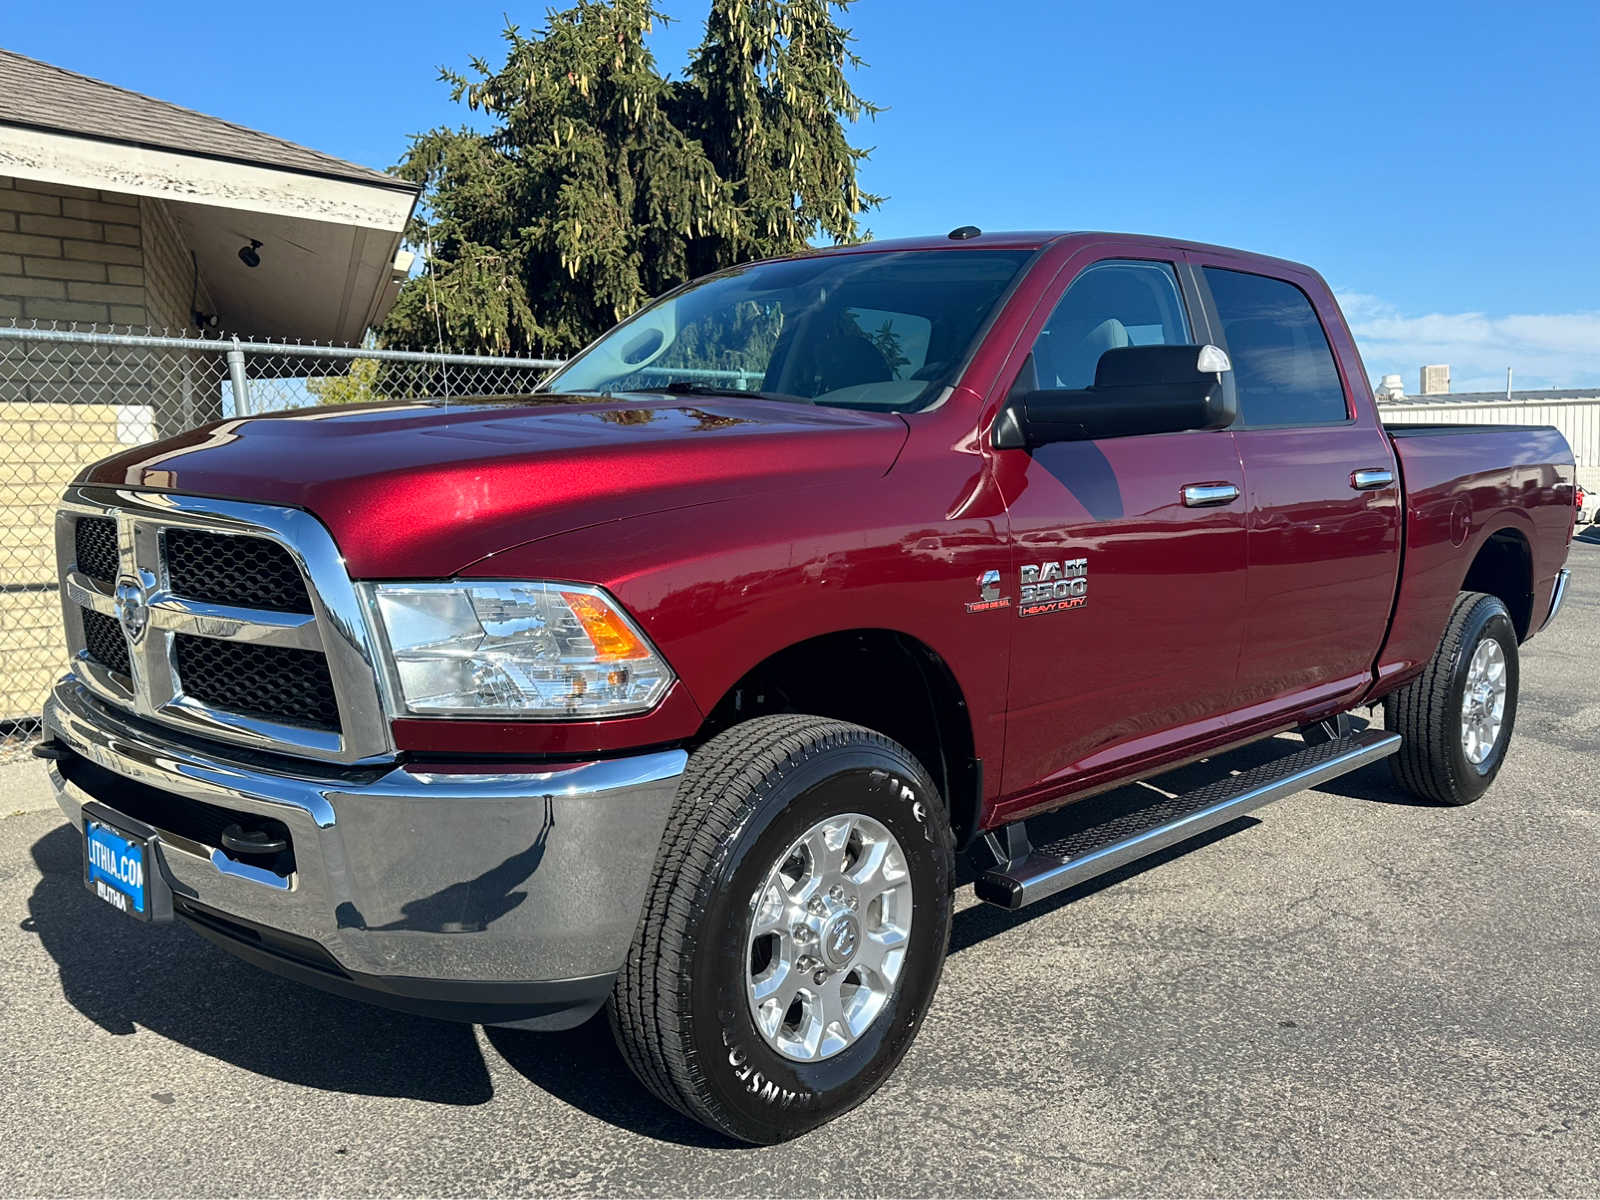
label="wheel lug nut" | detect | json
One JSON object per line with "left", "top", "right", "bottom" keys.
{"left": 793, "top": 924, "right": 811, "bottom": 942}
{"left": 828, "top": 885, "right": 845, "bottom": 901}
{"left": 808, "top": 898, "right": 827, "bottom": 915}
{"left": 846, "top": 895, "right": 859, "bottom": 910}
{"left": 813, "top": 969, "right": 828, "bottom": 985}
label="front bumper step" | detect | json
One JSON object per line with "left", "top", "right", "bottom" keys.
{"left": 975, "top": 730, "right": 1401, "bottom": 910}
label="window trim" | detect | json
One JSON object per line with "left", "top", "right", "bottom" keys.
{"left": 1191, "top": 264, "right": 1356, "bottom": 432}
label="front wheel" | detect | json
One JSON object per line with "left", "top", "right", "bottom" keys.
{"left": 609, "top": 715, "right": 954, "bottom": 1144}
{"left": 1385, "top": 590, "right": 1520, "bottom": 805}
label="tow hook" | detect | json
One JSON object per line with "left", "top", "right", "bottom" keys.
{"left": 220, "top": 824, "right": 290, "bottom": 857}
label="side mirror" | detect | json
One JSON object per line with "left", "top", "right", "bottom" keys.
{"left": 994, "top": 343, "right": 1237, "bottom": 449}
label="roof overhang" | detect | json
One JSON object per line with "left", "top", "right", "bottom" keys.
{"left": 0, "top": 122, "right": 418, "bottom": 341}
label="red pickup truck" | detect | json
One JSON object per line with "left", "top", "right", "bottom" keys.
{"left": 40, "top": 231, "right": 1576, "bottom": 1143}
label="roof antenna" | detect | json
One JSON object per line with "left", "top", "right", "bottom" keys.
{"left": 948, "top": 225, "right": 982, "bottom": 240}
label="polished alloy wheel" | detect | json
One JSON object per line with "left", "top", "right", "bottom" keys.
{"left": 1460, "top": 638, "right": 1508, "bottom": 768}
{"left": 745, "top": 812, "right": 912, "bottom": 1062}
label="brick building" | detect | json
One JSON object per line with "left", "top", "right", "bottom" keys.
{"left": 0, "top": 48, "right": 420, "bottom": 723}
{"left": 0, "top": 48, "right": 419, "bottom": 338}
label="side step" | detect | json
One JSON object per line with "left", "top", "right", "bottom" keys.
{"left": 974, "top": 730, "right": 1401, "bottom": 910}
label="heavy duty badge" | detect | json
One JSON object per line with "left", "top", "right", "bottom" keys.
{"left": 1019, "top": 558, "right": 1087, "bottom": 617}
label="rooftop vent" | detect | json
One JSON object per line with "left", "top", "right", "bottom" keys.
{"left": 1420, "top": 364, "right": 1450, "bottom": 395}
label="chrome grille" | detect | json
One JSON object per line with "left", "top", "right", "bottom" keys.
{"left": 55, "top": 485, "right": 393, "bottom": 764}
{"left": 74, "top": 516, "right": 119, "bottom": 584}
{"left": 165, "top": 528, "right": 313, "bottom": 614}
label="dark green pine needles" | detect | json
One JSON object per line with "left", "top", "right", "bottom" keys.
{"left": 381, "top": 0, "right": 882, "bottom": 358}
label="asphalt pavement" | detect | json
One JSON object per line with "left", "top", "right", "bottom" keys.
{"left": 2, "top": 541, "right": 1597, "bottom": 1197}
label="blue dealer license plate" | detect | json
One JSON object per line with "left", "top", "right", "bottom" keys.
{"left": 85, "top": 818, "right": 150, "bottom": 920}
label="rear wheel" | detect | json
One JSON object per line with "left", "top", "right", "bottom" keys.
{"left": 1384, "top": 590, "right": 1519, "bottom": 805}
{"left": 609, "top": 714, "right": 953, "bottom": 1143}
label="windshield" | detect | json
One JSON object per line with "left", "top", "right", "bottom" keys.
{"left": 541, "top": 249, "right": 1032, "bottom": 412}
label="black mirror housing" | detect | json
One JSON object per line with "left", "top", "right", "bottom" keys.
{"left": 995, "top": 344, "right": 1237, "bottom": 449}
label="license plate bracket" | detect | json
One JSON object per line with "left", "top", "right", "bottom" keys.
{"left": 82, "top": 801, "right": 174, "bottom": 923}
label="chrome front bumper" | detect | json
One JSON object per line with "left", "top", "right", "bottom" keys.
{"left": 43, "top": 675, "right": 685, "bottom": 1028}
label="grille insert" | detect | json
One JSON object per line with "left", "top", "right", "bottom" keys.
{"left": 81, "top": 607, "right": 131, "bottom": 677}
{"left": 174, "top": 635, "right": 339, "bottom": 731}
{"left": 74, "top": 517, "right": 119, "bottom": 584}
{"left": 164, "top": 529, "right": 312, "bottom": 614}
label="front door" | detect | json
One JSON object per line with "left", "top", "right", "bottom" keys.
{"left": 1193, "top": 260, "right": 1402, "bottom": 720}
{"left": 993, "top": 248, "right": 1248, "bottom": 815}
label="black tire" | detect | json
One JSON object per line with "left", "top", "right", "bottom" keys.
{"left": 608, "top": 714, "right": 954, "bottom": 1144}
{"left": 1384, "top": 590, "right": 1520, "bottom": 805}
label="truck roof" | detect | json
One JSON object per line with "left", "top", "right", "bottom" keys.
{"left": 799, "top": 230, "right": 1319, "bottom": 278}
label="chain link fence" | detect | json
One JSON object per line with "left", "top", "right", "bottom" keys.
{"left": 0, "top": 321, "right": 561, "bottom": 753}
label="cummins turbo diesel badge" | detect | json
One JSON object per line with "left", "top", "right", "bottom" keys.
{"left": 1019, "top": 558, "right": 1087, "bottom": 617}
{"left": 965, "top": 569, "right": 1012, "bottom": 613}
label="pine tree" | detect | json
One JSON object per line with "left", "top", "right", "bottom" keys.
{"left": 380, "top": 0, "right": 878, "bottom": 357}
{"left": 675, "top": 0, "right": 880, "bottom": 278}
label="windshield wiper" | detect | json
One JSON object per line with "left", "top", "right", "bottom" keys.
{"left": 659, "top": 380, "right": 813, "bottom": 405}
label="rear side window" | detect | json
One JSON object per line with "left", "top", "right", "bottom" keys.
{"left": 1204, "top": 267, "right": 1348, "bottom": 426}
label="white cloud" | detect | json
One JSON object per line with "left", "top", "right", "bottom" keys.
{"left": 1334, "top": 291, "right": 1600, "bottom": 394}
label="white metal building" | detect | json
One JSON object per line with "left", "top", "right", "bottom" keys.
{"left": 1377, "top": 389, "right": 1600, "bottom": 488}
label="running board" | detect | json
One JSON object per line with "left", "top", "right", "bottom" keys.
{"left": 974, "top": 730, "right": 1401, "bottom": 910}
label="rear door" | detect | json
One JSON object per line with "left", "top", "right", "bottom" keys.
{"left": 992, "top": 246, "right": 1248, "bottom": 813}
{"left": 1192, "top": 260, "right": 1402, "bottom": 721}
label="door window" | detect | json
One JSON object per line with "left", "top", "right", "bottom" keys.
{"left": 1025, "top": 259, "right": 1191, "bottom": 390}
{"left": 1203, "top": 267, "right": 1348, "bottom": 426}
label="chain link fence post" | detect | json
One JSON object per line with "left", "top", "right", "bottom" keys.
{"left": 226, "top": 337, "right": 251, "bottom": 418}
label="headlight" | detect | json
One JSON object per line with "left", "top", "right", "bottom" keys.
{"left": 360, "top": 581, "right": 673, "bottom": 718}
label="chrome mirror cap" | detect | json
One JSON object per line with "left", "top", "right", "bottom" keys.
{"left": 1197, "top": 344, "right": 1232, "bottom": 374}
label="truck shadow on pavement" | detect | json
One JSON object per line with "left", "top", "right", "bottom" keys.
{"left": 23, "top": 823, "right": 494, "bottom": 1106}
{"left": 19, "top": 732, "right": 1431, "bottom": 1141}
{"left": 484, "top": 1021, "right": 741, "bottom": 1149}
{"left": 23, "top": 820, "right": 741, "bottom": 1145}
{"left": 949, "top": 734, "right": 1435, "bottom": 952}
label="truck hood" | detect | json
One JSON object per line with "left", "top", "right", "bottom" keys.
{"left": 82, "top": 395, "right": 909, "bottom": 577}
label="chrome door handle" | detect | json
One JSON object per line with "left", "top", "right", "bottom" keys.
{"left": 1182, "top": 483, "right": 1240, "bottom": 507}
{"left": 1350, "top": 468, "right": 1395, "bottom": 490}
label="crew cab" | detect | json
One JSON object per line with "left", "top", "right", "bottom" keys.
{"left": 38, "top": 231, "right": 1576, "bottom": 1143}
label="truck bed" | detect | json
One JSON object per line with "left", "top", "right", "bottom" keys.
{"left": 1377, "top": 422, "right": 1575, "bottom": 690}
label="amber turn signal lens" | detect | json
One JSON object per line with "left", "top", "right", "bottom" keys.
{"left": 561, "top": 590, "right": 651, "bottom": 661}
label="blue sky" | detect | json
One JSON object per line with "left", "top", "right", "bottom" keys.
{"left": 8, "top": 0, "right": 1599, "bottom": 391}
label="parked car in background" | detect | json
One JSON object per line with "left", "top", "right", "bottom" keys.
{"left": 38, "top": 230, "right": 1577, "bottom": 1143}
